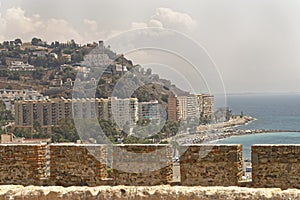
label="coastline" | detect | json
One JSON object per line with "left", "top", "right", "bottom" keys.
{"left": 175, "top": 115, "right": 256, "bottom": 144}
{"left": 185, "top": 119, "right": 300, "bottom": 144}
{"left": 170, "top": 115, "right": 300, "bottom": 145}
{"left": 197, "top": 115, "right": 256, "bottom": 131}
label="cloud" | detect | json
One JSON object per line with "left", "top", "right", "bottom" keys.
{"left": 152, "top": 8, "right": 197, "bottom": 31}
{"left": 0, "top": 7, "right": 85, "bottom": 43}
{"left": 43, "top": 19, "right": 83, "bottom": 42}
{"left": 131, "top": 22, "right": 148, "bottom": 29}
{"left": 148, "top": 19, "right": 163, "bottom": 28}
{"left": 5, "top": 7, "right": 42, "bottom": 34}
{"left": 84, "top": 19, "right": 98, "bottom": 32}
{"left": 131, "top": 7, "right": 197, "bottom": 33}
{"left": 0, "top": 13, "right": 6, "bottom": 34}
{"left": 0, "top": 7, "right": 127, "bottom": 43}
{"left": 0, "top": 6, "right": 197, "bottom": 44}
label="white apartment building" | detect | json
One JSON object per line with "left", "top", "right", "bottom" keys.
{"left": 0, "top": 89, "right": 45, "bottom": 113}
{"left": 177, "top": 95, "right": 200, "bottom": 121}
{"left": 109, "top": 97, "right": 138, "bottom": 127}
{"left": 196, "top": 94, "right": 214, "bottom": 117}
{"left": 8, "top": 61, "right": 36, "bottom": 71}
{"left": 138, "top": 101, "right": 164, "bottom": 123}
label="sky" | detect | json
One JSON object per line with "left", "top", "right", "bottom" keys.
{"left": 1, "top": 0, "right": 300, "bottom": 94}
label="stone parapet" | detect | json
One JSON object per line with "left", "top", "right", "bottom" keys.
{"left": 0, "top": 185, "right": 300, "bottom": 200}
{"left": 112, "top": 144, "right": 173, "bottom": 185}
{"left": 49, "top": 144, "right": 108, "bottom": 186}
{"left": 252, "top": 144, "right": 300, "bottom": 189}
{"left": 0, "top": 144, "right": 46, "bottom": 186}
{"left": 179, "top": 144, "right": 243, "bottom": 186}
{"left": 1, "top": 144, "right": 300, "bottom": 189}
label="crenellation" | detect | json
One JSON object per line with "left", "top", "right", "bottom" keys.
{"left": 112, "top": 144, "right": 173, "bottom": 186}
{"left": 252, "top": 144, "right": 300, "bottom": 189}
{"left": 49, "top": 144, "right": 108, "bottom": 186}
{"left": 179, "top": 144, "right": 243, "bottom": 186}
{"left": 0, "top": 144, "right": 299, "bottom": 189}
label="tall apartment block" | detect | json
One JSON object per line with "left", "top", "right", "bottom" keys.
{"left": 187, "top": 95, "right": 200, "bottom": 119}
{"left": 177, "top": 95, "right": 200, "bottom": 121}
{"left": 176, "top": 96, "right": 187, "bottom": 121}
{"left": 167, "top": 96, "right": 178, "bottom": 122}
{"left": 196, "top": 94, "right": 214, "bottom": 117}
{"left": 138, "top": 101, "right": 164, "bottom": 124}
{"left": 14, "top": 97, "right": 138, "bottom": 129}
{"left": 168, "top": 94, "right": 214, "bottom": 122}
{"left": 109, "top": 97, "right": 138, "bottom": 127}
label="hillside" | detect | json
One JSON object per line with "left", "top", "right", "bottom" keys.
{"left": 0, "top": 38, "right": 188, "bottom": 104}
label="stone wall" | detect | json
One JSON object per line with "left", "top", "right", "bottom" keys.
{"left": 179, "top": 144, "right": 243, "bottom": 186}
{"left": 252, "top": 144, "right": 300, "bottom": 189}
{"left": 112, "top": 144, "right": 173, "bottom": 185}
{"left": 0, "top": 144, "right": 46, "bottom": 186}
{"left": 1, "top": 185, "right": 300, "bottom": 200}
{"left": 2, "top": 143, "right": 300, "bottom": 189}
{"left": 49, "top": 144, "right": 108, "bottom": 186}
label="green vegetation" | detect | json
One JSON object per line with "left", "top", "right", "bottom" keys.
{"left": 0, "top": 100, "right": 14, "bottom": 127}
{"left": 51, "top": 118, "right": 79, "bottom": 142}
{"left": 11, "top": 116, "right": 182, "bottom": 144}
{"left": 213, "top": 107, "right": 232, "bottom": 123}
{"left": 0, "top": 37, "right": 197, "bottom": 144}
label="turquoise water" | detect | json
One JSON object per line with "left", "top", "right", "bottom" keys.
{"left": 214, "top": 132, "right": 300, "bottom": 159}
{"left": 213, "top": 94, "right": 300, "bottom": 159}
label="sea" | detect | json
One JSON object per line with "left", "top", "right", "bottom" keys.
{"left": 213, "top": 93, "right": 300, "bottom": 159}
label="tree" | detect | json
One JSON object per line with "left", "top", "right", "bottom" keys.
{"left": 199, "top": 112, "right": 212, "bottom": 125}
{"left": 160, "top": 120, "right": 180, "bottom": 137}
{"left": 240, "top": 111, "right": 244, "bottom": 118}
{"left": 3, "top": 41, "right": 9, "bottom": 47}
{"left": 14, "top": 38, "right": 22, "bottom": 46}
{"left": 123, "top": 136, "right": 152, "bottom": 144}
{"left": 6, "top": 85, "right": 12, "bottom": 90}
{"left": 54, "top": 41, "right": 60, "bottom": 48}
{"left": 51, "top": 47, "right": 62, "bottom": 56}
{"left": 98, "top": 119, "right": 121, "bottom": 142}
{"left": 31, "top": 56, "right": 48, "bottom": 67}
{"left": 71, "top": 52, "right": 84, "bottom": 63}
{"left": 63, "top": 48, "right": 73, "bottom": 54}
{"left": 51, "top": 118, "right": 79, "bottom": 142}
{"left": 0, "top": 100, "right": 6, "bottom": 111}
{"left": 32, "top": 67, "right": 44, "bottom": 79}
{"left": 0, "top": 70, "right": 8, "bottom": 77}
{"left": 31, "top": 37, "right": 42, "bottom": 46}
{"left": 12, "top": 127, "right": 32, "bottom": 138}
{"left": 33, "top": 121, "right": 42, "bottom": 136}
{"left": 70, "top": 39, "right": 77, "bottom": 49}
{"left": 225, "top": 108, "right": 232, "bottom": 121}
{"left": 8, "top": 72, "right": 20, "bottom": 80}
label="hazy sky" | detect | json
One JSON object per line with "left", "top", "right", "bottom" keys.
{"left": 1, "top": 0, "right": 300, "bottom": 94}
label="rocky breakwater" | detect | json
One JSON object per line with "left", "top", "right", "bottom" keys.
{"left": 198, "top": 115, "right": 255, "bottom": 131}
{"left": 0, "top": 185, "right": 300, "bottom": 200}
